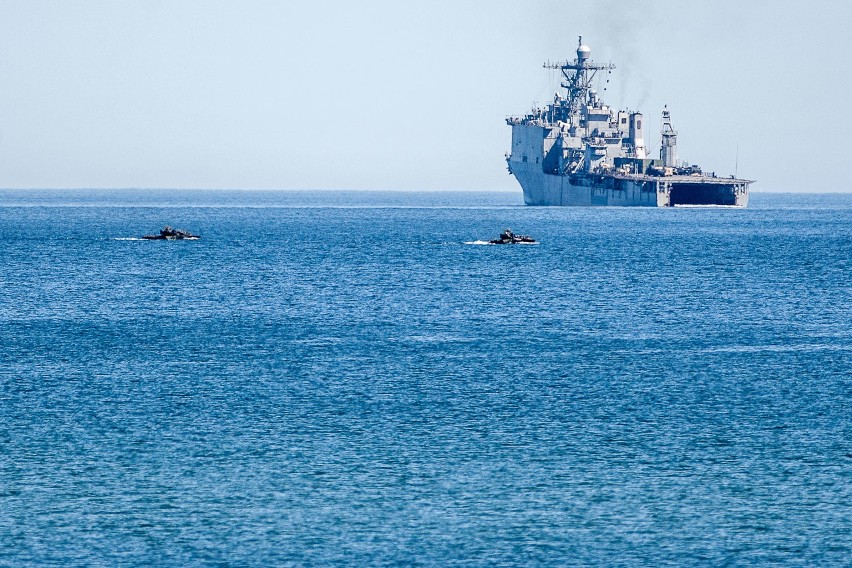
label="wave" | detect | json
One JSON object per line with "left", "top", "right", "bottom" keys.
{"left": 464, "top": 240, "right": 539, "bottom": 245}
{"left": 672, "top": 204, "right": 743, "bottom": 208}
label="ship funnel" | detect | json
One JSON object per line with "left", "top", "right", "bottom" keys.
{"left": 629, "top": 113, "right": 646, "bottom": 159}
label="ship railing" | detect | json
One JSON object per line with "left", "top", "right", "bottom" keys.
{"left": 506, "top": 116, "right": 551, "bottom": 127}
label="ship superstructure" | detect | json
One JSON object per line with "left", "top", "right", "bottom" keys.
{"left": 506, "top": 37, "right": 752, "bottom": 206}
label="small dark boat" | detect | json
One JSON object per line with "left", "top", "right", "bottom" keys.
{"left": 489, "top": 228, "right": 536, "bottom": 244}
{"left": 143, "top": 226, "right": 200, "bottom": 240}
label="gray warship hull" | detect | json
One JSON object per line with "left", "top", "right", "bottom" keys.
{"left": 511, "top": 160, "right": 750, "bottom": 207}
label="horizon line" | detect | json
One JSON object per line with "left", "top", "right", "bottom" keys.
{"left": 0, "top": 188, "right": 845, "bottom": 194}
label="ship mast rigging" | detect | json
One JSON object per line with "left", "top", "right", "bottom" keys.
{"left": 543, "top": 36, "right": 616, "bottom": 115}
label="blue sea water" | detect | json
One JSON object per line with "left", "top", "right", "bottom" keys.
{"left": 0, "top": 190, "right": 849, "bottom": 566}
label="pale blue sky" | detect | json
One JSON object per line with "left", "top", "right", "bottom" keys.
{"left": 0, "top": 0, "right": 849, "bottom": 191}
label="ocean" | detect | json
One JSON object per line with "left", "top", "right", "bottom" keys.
{"left": 1, "top": 190, "right": 849, "bottom": 565}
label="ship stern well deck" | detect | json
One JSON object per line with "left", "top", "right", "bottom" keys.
{"left": 665, "top": 180, "right": 750, "bottom": 207}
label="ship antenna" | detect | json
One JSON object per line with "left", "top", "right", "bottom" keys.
{"left": 735, "top": 142, "right": 739, "bottom": 178}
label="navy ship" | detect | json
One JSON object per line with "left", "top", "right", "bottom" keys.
{"left": 506, "top": 37, "right": 753, "bottom": 207}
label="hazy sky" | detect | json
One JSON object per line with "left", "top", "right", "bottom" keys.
{"left": 0, "top": 0, "right": 849, "bottom": 191}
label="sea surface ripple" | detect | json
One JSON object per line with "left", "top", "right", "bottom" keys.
{"left": 0, "top": 190, "right": 850, "bottom": 565}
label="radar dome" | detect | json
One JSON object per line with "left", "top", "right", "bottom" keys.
{"left": 577, "top": 44, "right": 591, "bottom": 60}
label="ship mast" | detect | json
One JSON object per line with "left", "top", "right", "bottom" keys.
{"left": 660, "top": 106, "right": 678, "bottom": 167}
{"left": 544, "top": 36, "right": 615, "bottom": 115}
